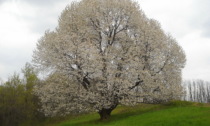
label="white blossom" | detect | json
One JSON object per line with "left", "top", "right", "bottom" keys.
{"left": 33, "top": 0, "right": 186, "bottom": 119}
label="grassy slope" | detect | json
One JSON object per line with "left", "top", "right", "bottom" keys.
{"left": 44, "top": 101, "right": 210, "bottom": 126}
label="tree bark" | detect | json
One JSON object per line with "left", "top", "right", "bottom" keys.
{"left": 98, "top": 108, "right": 113, "bottom": 120}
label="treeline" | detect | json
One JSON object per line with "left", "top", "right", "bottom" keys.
{"left": 0, "top": 63, "right": 44, "bottom": 126}
{"left": 183, "top": 80, "right": 210, "bottom": 103}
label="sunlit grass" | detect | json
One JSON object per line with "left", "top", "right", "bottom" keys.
{"left": 25, "top": 101, "right": 210, "bottom": 126}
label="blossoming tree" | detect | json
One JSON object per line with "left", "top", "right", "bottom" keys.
{"left": 33, "top": 0, "right": 186, "bottom": 120}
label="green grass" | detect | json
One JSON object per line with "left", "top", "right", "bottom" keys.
{"left": 31, "top": 101, "right": 210, "bottom": 126}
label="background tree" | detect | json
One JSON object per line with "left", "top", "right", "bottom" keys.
{"left": 21, "top": 63, "right": 44, "bottom": 122}
{"left": 0, "top": 63, "right": 43, "bottom": 126}
{"left": 183, "top": 80, "right": 210, "bottom": 103}
{"left": 33, "top": 0, "right": 186, "bottom": 120}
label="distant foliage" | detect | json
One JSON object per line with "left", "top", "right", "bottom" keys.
{"left": 183, "top": 80, "right": 210, "bottom": 103}
{"left": 0, "top": 63, "right": 43, "bottom": 126}
{"left": 33, "top": 0, "right": 186, "bottom": 120}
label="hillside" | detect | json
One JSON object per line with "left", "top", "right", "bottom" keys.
{"left": 22, "top": 101, "right": 210, "bottom": 126}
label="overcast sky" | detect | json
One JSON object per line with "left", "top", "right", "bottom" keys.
{"left": 0, "top": 0, "right": 210, "bottom": 82}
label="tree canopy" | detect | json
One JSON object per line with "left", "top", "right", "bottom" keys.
{"left": 33, "top": 0, "right": 186, "bottom": 120}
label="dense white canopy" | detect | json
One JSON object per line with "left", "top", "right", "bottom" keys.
{"left": 33, "top": 0, "right": 185, "bottom": 119}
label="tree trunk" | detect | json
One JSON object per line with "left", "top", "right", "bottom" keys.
{"left": 98, "top": 108, "right": 113, "bottom": 120}
{"left": 98, "top": 99, "right": 118, "bottom": 120}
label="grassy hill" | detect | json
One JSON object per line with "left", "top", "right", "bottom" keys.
{"left": 25, "top": 101, "right": 210, "bottom": 126}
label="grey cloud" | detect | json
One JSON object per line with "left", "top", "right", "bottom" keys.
{"left": 21, "top": 0, "right": 61, "bottom": 6}
{"left": 190, "top": 0, "right": 210, "bottom": 38}
{"left": 197, "top": 0, "right": 210, "bottom": 37}
{"left": 20, "top": 0, "right": 73, "bottom": 6}
{"left": 24, "top": 12, "right": 59, "bottom": 34}
{"left": 0, "top": 48, "right": 32, "bottom": 81}
{"left": 202, "top": 21, "right": 210, "bottom": 37}
{"left": 0, "top": 0, "right": 5, "bottom": 4}
{"left": 21, "top": 0, "right": 71, "bottom": 34}
{"left": 0, "top": 48, "right": 31, "bottom": 66}
{"left": 30, "top": 20, "right": 56, "bottom": 34}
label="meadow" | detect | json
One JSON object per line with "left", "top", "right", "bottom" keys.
{"left": 29, "top": 101, "right": 210, "bottom": 126}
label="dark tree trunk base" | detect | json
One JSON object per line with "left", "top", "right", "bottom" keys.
{"left": 98, "top": 108, "right": 113, "bottom": 120}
